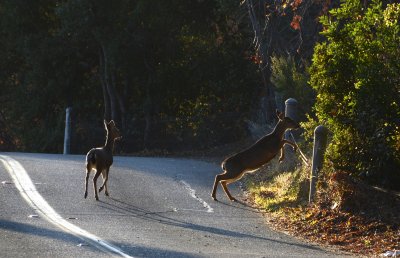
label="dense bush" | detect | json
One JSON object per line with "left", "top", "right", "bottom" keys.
{"left": 271, "top": 54, "right": 315, "bottom": 115}
{"left": 309, "top": 0, "right": 400, "bottom": 188}
{"left": 0, "top": 0, "right": 259, "bottom": 153}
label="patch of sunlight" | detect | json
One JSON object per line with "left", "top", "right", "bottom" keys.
{"left": 247, "top": 167, "right": 309, "bottom": 212}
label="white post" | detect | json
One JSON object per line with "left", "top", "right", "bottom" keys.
{"left": 63, "top": 107, "right": 72, "bottom": 155}
{"left": 309, "top": 125, "right": 328, "bottom": 203}
{"left": 284, "top": 98, "right": 298, "bottom": 121}
{"left": 284, "top": 98, "right": 298, "bottom": 160}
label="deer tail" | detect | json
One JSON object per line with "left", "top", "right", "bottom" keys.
{"left": 86, "top": 149, "right": 96, "bottom": 164}
{"left": 221, "top": 159, "right": 228, "bottom": 172}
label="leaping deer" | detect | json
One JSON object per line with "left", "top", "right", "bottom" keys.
{"left": 211, "top": 110, "right": 300, "bottom": 202}
{"left": 84, "top": 120, "right": 121, "bottom": 201}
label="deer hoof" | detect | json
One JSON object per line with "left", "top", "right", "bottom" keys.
{"left": 105, "top": 192, "right": 109, "bottom": 196}
{"left": 211, "top": 195, "right": 217, "bottom": 201}
{"left": 84, "top": 192, "right": 88, "bottom": 199}
{"left": 95, "top": 196, "right": 99, "bottom": 201}
{"left": 99, "top": 186, "right": 103, "bottom": 193}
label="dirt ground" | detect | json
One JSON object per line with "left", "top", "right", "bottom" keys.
{"left": 246, "top": 171, "right": 400, "bottom": 257}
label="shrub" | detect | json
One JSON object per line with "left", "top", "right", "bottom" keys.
{"left": 309, "top": 0, "right": 400, "bottom": 189}
{"left": 271, "top": 54, "right": 315, "bottom": 114}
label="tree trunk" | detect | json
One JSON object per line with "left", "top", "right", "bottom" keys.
{"left": 246, "top": 0, "right": 277, "bottom": 123}
{"left": 142, "top": 76, "right": 153, "bottom": 150}
{"left": 98, "top": 48, "right": 111, "bottom": 121}
{"left": 101, "top": 43, "right": 119, "bottom": 123}
{"left": 115, "top": 71, "right": 127, "bottom": 132}
{"left": 259, "top": 60, "right": 277, "bottom": 123}
{"left": 142, "top": 52, "right": 156, "bottom": 150}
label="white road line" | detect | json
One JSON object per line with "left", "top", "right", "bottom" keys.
{"left": 179, "top": 180, "right": 214, "bottom": 213}
{"left": 0, "top": 155, "right": 133, "bottom": 258}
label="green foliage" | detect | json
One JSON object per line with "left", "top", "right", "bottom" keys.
{"left": 271, "top": 54, "right": 315, "bottom": 114}
{"left": 0, "top": 0, "right": 75, "bottom": 152}
{"left": 309, "top": 0, "right": 400, "bottom": 188}
{"left": 0, "top": 0, "right": 259, "bottom": 152}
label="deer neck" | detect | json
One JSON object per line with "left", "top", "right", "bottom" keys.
{"left": 104, "top": 134, "right": 115, "bottom": 152}
{"left": 272, "top": 121, "right": 288, "bottom": 139}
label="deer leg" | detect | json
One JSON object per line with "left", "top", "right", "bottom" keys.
{"left": 84, "top": 166, "right": 90, "bottom": 199}
{"left": 211, "top": 174, "right": 222, "bottom": 201}
{"left": 99, "top": 168, "right": 110, "bottom": 196}
{"left": 221, "top": 181, "right": 236, "bottom": 202}
{"left": 104, "top": 168, "right": 109, "bottom": 196}
{"left": 279, "top": 147, "right": 285, "bottom": 163}
{"left": 212, "top": 172, "right": 236, "bottom": 201}
{"left": 104, "top": 184, "right": 109, "bottom": 196}
{"left": 282, "top": 139, "right": 297, "bottom": 151}
{"left": 93, "top": 170, "right": 102, "bottom": 201}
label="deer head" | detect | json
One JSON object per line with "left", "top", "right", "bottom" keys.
{"left": 104, "top": 120, "right": 122, "bottom": 141}
{"left": 276, "top": 110, "right": 300, "bottom": 130}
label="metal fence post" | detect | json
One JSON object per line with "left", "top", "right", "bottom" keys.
{"left": 63, "top": 107, "right": 72, "bottom": 155}
{"left": 309, "top": 125, "right": 328, "bottom": 203}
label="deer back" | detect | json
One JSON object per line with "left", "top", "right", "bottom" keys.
{"left": 92, "top": 148, "right": 114, "bottom": 170}
{"left": 222, "top": 110, "right": 299, "bottom": 173}
{"left": 227, "top": 132, "right": 283, "bottom": 171}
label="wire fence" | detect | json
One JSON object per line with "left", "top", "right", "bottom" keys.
{"left": 289, "top": 130, "right": 310, "bottom": 168}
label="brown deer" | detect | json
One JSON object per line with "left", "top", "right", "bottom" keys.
{"left": 84, "top": 120, "right": 121, "bottom": 201}
{"left": 211, "top": 110, "right": 300, "bottom": 201}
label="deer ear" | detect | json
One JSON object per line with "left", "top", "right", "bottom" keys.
{"left": 276, "top": 110, "right": 284, "bottom": 120}
{"left": 109, "top": 120, "right": 115, "bottom": 126}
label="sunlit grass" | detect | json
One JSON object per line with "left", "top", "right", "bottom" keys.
{"left": 245, "top": 155, "right": 309, "bottom": 212}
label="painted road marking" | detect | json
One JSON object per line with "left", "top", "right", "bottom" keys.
{"left": 0, "top": 155, "right": 133, "bottom": 258}
{"left": 179, "top": 179, "right": 214, "bottom": 213}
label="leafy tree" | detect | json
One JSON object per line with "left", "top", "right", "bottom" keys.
{"left": 243, "top": 0, "right": 332, "bottom": 123}
{"left": 270, "top": 54, "right": 315, "bottom": 114}
{"left": 309, "top": 0, "right": 400, "bottom": 188}
{"left": 0, "top": 0, "right": 74, "bottom": 152}
{"left": 0, "top": 0, "right": 261, "bottom": 152}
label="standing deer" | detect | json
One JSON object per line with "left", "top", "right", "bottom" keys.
{"left": 211, "top": 110, "right": 300, "bottom": 201}
{"left": 84, "top": 120, "right": 121, "bottom": 201}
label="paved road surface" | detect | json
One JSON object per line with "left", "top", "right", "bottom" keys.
{"left": 0, "top": 153, "right": 350, "bottom": 257}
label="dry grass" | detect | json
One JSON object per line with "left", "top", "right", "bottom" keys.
{"left": 244, "top": 158, "right": 400, "bottom": 257}
{"left": 244, "top": 152, "right": 309, "bottom": 211}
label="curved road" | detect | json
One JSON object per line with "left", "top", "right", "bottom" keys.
{"left": 0, "top": 153, "right": 349, "bottom": 257}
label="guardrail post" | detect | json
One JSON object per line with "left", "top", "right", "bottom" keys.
{"left": 284, "top": 98, "right": 298, "bottom": 121}
{"left": 284, "top": 98, "right": 298, "bottom": 165}
{"left": 309, "top": 125, "right": 328, "bottom": 203}
{"left": 63, "top": 107, "right": 72, "bottom": 155}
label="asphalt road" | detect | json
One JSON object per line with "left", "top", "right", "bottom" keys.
{"left": 0, "top": 153, "right": 350, "bottom": 257}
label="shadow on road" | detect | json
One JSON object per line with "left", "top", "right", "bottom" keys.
{"left": 0, "top": 219, "right": 100, "bottom": 253}
{"left": 0, "top": 219, "right": 203, "bottom": 257}
{"left": 99, "top": 198, "right": 324, "bottom": 253}
{"left": 214, "top": 198, "right": 266, "bottom": 214}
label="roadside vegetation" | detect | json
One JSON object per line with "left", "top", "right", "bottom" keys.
{"left": 245, "top": 155, "right": 399, "bottom": 256}
{"left": 245, "top": 0, "right": 400, "bottom": 256}
{"left": 0, "top": 0, "right": 399, "bottom": 256}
